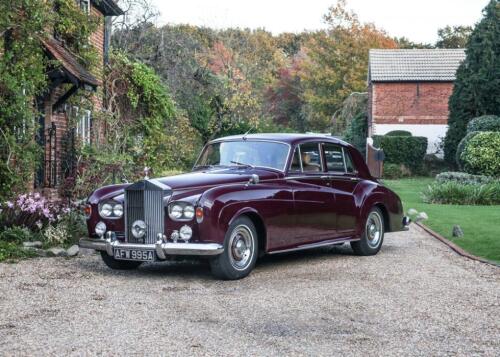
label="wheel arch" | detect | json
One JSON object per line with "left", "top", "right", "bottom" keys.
{"left": 373, "top": 203, "right": 390, "bottom": 233}
{"left": 228, "top": 208, "right": 267, "bottom": 254}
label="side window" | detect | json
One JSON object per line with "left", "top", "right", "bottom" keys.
{"left": 323, "top": 143, "right": 345, "bottom": 172}
{"left": 289, "top": 147, "right": 302, "bottom": 172}
{"left": 299, "top": 142, "right": 323, "bottom": 172}
{"left": 344, "top": 150, "right": 356, "bottom": 173}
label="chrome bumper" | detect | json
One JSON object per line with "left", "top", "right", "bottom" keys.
{"left": 79, "top": 237, "right": 224, "bottom": 259}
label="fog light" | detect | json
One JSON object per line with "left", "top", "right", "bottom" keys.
{"left": 95, "top": 221, "right": 106, "bottom": 237}
{"left": 179, "top": 225, "right": 192, "bottom": 242}
{"left": 131, "top": 220, "right": 147, "bottom": 238}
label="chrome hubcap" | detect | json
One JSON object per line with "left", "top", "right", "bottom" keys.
{"left": 366, "top": 212, "right": 383, "bottom": 248}
{"left": 229, "top": 225, "right": 254, "bottom": 270}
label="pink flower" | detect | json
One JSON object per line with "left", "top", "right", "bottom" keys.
{"left": 6, "top": 201, "right": 14, "bottom": 208}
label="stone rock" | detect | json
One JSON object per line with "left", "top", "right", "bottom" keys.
{"left": 66, "top": 245, "right": 79, "bottom": 257}
{"left": 452, "top": 225, "right": 464, "bottom": 238}
{"left": 47, "top": 247, "right": 68, "bottom": 257}
{"left": 415, "top": 212, "right": 428, "bottom": 222}
{"left": 23, "top": 241, "right": 43, "bottom": 248}
{"left": 407, "top": 208, "right": 418, "bottom": 216}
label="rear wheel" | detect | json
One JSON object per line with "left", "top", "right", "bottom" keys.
{"left": 100, "top": 251, "right": 143, "bottom": 270}
{"left": 210, "top": 216, "right": 258, "bottom": 280}
{"left": 351, "top": 207, "right": 385, "bottom": 256}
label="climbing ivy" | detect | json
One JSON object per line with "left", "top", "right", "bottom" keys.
{"left": 0, "top": 0, "right": 101, "bottom": 200}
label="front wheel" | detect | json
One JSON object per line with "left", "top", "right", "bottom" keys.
{"left": 100, "top": 251, "right": 143, "bottom": 270}
{"left": 350, "top": 207, "right": 385, "bottom": 256}
{"left": 210, "top": 216, "right": 258, "bottom": 280}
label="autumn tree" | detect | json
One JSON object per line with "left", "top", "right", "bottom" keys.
{"left": 299, "top": 0, "right": 397, "bottom": 132}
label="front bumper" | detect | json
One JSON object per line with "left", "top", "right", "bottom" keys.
{"left": 79, "top": 237, "right": 224, "bottom": 260}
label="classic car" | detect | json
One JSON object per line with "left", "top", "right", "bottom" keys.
{"left": 79, "top": 133, "right": 410, "bottom": 280}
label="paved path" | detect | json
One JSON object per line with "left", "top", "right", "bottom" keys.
{"left": 0, "top": 225, "right": 499, "bottom": 356}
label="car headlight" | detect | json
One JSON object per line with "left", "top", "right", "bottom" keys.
{"left": 113, "top": 204, "right": 123, "bottom": 217}
{"left": 100, "top": 203, "right": 113, "bottom": 217}
{"left": 183, "top": 205, "right": 195, "bottom": 219}
{"left": 170, "top": 204, "right": 183, "bottom": 219}
{"left": 168, "top": 202, "right": 196, "bottom": 221}
{"left": 131, "top": 220, "right": 147, "bottom": 238}
{"left": 99, "top": 201, "right": 123, "bottom": 219}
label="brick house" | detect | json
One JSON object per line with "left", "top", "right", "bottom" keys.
{"left": 35, "top": 0, "right": 122, "bottom": 194}
{"left": 367, "top": 49, "right": 466, "bottom": 154}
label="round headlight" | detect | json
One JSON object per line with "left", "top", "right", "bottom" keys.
{"left": 100, "top": 203, "right": 113, "bottom": 217}
{"left": 183, "top": 205, "right": 195, "bottom": 219}
{"left": 131, "top": 220, "right": 147, "bottom": 239}
{"left": 179, "top": 225, "right": 192, "bottom": 241}
{"left": 113, "top": 204, "right": 123, "bottom": 217}
{"left": 95, "top": 221, "right": 107, "bottom": 237}
{"left": 170, "top": 204, "right": 183, "bottom": 219}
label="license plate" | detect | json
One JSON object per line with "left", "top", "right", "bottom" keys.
{"left": 114, "top": 248, "right": 155, "bottom": 262}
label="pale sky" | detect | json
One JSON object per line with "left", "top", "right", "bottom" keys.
{"left": 151, "top": 0, "right": 489, "bottom": 44}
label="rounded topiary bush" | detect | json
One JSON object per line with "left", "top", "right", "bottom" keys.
{"left": 385, "top": 130, "right": 412, "bottom": 137}
{"left": 455, "top": 131, "right": 481, "bottom": 169}
{"left": 466, "top": 115, "right": 500, "bottom": 133}
{"left": 461, "top": 132, "right": 500, "bottom": 177}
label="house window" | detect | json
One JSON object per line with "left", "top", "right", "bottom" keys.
{"left": 69, "top": 106, "right": 92, "bottom": 144}
{"left": 78, "top": 0, "right": 90, "bottom": 14}
{"left": 76, "top": 109, "right": 92, "bottom": 144}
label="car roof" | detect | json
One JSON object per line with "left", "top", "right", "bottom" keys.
{"left": 210, "top": 133, "right": 350, "bottom": 146}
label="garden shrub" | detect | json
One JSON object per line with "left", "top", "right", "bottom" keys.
{"left": 423, "top": 181, "right": 500, "bottom": 205}
{"left": 373, "top": 135, "right": 428, "bottom": 172}
{"left": 466, "top": 115, "right": 500, "bottom": 133}
{"left": 383, "top": 163, "right": 411, "bottom": 179}
{"left": 461, "top": 132, "right": 500, "bottom": 177}
{"left": 455, "top": 131, "right": 481, "bottom": 169}
{"left": 436, "top": 171, "right": 495, "bottom": 185}
{"left": 385, "top": 130, "right": 412, "bottom": 137}
{"left": 343, "top": 112, "right": 367, "bottom": 157}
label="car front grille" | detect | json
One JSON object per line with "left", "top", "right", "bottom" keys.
{"left": 124, "top": 180, "right": 169, "bottom": 244}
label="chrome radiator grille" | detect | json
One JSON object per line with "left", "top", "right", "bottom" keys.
{"left": 124, "top": 179, "right": 170, "bottom": 244}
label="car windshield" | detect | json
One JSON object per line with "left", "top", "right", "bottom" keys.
{"left": 195, "top": 140, "right": 289, "bottom": 171}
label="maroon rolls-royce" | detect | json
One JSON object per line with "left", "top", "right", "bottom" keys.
{"left": 80, "top": 134, "right": 409, "bottom": 279}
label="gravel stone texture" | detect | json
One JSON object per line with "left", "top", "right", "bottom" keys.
{"left": 0, "top": 225, "right": 498, "bottom": 356}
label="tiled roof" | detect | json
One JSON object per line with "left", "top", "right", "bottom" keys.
{"left": 42, "top": 37, "right": 100, "bottom": 88}
{"left": 369, "top": 49, "right": 466, "bottom": 82}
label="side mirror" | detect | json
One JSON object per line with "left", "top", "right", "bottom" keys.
{"left": 246, "top": 174, "right": 259, "bottom": 187}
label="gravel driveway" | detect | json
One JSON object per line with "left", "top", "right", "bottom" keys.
{"left": 0, "top": 225, "right": 499, "bottom": 356}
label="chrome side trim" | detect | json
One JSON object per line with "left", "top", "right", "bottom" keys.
{"left": 79, "top": 237, "right": 224, "bottom": 257}
{"left": 268, "top": 237, "right": 359, "bottom": 255}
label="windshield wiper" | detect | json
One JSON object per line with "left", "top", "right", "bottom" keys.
{"left": 230, "top": 160, "right": 254, "bottom": 169}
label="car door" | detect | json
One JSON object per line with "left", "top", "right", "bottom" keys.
{"left": 322, "top": 143, "right": 359, "bottom": 235}
{"left": 287, "top": 142, "right": 337, "bottom": 245}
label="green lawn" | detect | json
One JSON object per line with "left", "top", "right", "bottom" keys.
{"left": 385, "top": 178, "right": 500, "bottom": 264}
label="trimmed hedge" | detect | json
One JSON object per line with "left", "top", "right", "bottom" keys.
{"left": 455, "top": 131, "right": 481, "bottom": 169}
{"left": 373, "top": 135, "right": 428, "bottom": 171}
{"left": 461, "top": 132, "right": 500, "bottom": 177}
{"left": 423, "top": 181, "right": 500, "bottom": 205}
{"left": 466, "top": 115, "right": 500, "bottom": 133}
{"left": 436, "top": 171, "right": 495, "bottom": 185}
{"left": 385, "top": 130, "right": 412, "bottom": 137}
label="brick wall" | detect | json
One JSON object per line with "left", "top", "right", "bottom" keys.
{"left": 370, "top": 82, "right": 453, "bottom": 126}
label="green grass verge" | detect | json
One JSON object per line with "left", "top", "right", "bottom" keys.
{"left": 0, "top": 241, "right": 37, "bottom": 263}
{"left": 385, "top": 178, "right": 500, "bottom": 264}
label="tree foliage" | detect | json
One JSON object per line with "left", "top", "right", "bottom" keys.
{"left": 444, "top": 0, "right": 500, "bottom": 164}
{"left": 298, "top": 0, "right": 397, "bottom": 132}
{"left": 436, "top": 25, "right": 473, "bottom": 49}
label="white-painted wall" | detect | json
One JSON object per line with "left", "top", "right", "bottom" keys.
{"left": 373, "top": 124, "right": 448, "bottom": 156}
